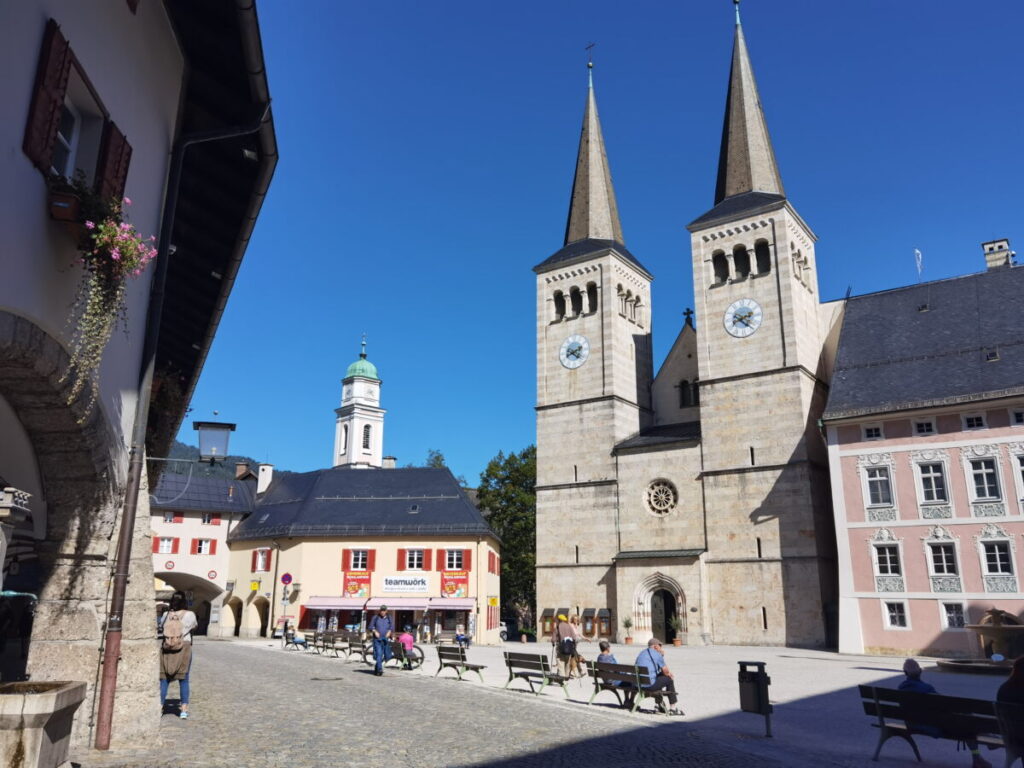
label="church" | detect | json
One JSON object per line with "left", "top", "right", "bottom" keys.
{"left": 534, "top": 8, "right": 843, "bottom": 647}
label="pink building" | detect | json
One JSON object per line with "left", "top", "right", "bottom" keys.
{"left": 824, "top": 241, "right": 1024, "bottom": 657}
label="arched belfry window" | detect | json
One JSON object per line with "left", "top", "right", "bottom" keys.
{"left": 586, "top": 282, "right": 598, "bottom": 314}
{"left": 553, "top": 291, "right": 566, "bottom": 321}
{"left": 362, "top": 424, "right": 371, "bottom": 450}
{"left": 754, "top": 240, "right": 771, "bottom": 275}
{"left": 617, "top": 284, "right": 626, "bottom": 315}
{"left": 341, "top": 424, "right": 348, "bottom": 454}
{"left": 733, "top": 245, "right": 751, "bottom": 280}
{"left": 569, "top": 287, "right": 583, "bottom": 316}
{"left": 712, "top": 251, "right": 729, "bottom": 285}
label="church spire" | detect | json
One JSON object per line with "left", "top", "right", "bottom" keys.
{"left": 713, "top": 1, "right": 785, "bottom": 205}
{"left": 564, "top": 59, "right": 624, "bottom": 246}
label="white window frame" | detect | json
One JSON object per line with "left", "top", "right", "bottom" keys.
{"left": 201, "top": 512, "right": 214, "bottom": 525}
{"left": 968, "top": 457, "right": 1001, "bottom": 501}
{"left": 913, "top": 418, "right": 936, "bottom": 436}
{"left": 445, "top": 549, "right": 464, "bottom": 570}
{"left": 1010, "top": 409, "right": 1024, "bottom": 427}
{"left": 862, "top": 423, "right": 884, "bottom": 441}
{"left": 864, "top": 466, "right": 894, "bottom": 507}
{"left": 1013, "top": 451, "right": 1024, "bottom": 514}
{"left": 197, "top": 539, "right": 212, "bottom": 555}
{"left": 158, "top": 537, "right": 173, "bottom": 554}
{"left": 406, "top": 548, "right": 424, "bottom": 571}
{"left": 350, "top": 549, "right": 368, "bottom": 571}
{"left": 881, "top": 599, "right": 911, "bottom": 630}
{"left": 927, "top": 541, "right": 958, "bottom": 575}
{"left": 50, "top": 97, "right": 81, "bottom": 178}
{"left": 916, "top": 461, "right": 949, "bottom": 504}
{"left": 963, "top": 412, "right": 987, "bottom": 431}
{"left": 980, "top": 539, "right": 1014, "bottom": 575}
{"left": 254, "top": 548, "right": 271, "bottom": 573}
{"left": 163, "top": 510, "right": 174, "bottom": 523}
{"left": 939, "top": 601, "right": 968, "bottom": 631}
{"left": 873, "top": 543, "right": 902, "bottom": 576}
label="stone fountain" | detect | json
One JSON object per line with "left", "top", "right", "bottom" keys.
{"left": 937, "top": 608, "right": 1024, "bottom": 674}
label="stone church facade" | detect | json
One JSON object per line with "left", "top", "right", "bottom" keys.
{"left": 535, "top": 13, "right": 842, "bottom": 647}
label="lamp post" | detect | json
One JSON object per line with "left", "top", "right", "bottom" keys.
{"left": 192, "top": 421, "right": 236, "bottom": 463}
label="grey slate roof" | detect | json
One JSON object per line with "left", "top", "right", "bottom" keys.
{"left": 614, "top": 549, "right": 705, "bottom": 560}
{"left": 688, "top": 191, "right": 787, "bottom": 230}
{"left": 823, "top": 266, "right": 1024, "bottom": 420}
{"left": 534, "top": 238, "right": 651, "bottom": 278}
{"left": 149, "top": 472, "right": 255, "bottom": 514}
{"left": 228, "top": 467, "right": 495, "bottom": 542}
{"left": 614, "top": 421, "right": 701, "bottom": 452}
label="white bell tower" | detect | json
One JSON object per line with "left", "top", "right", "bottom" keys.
{"left": 333, "top": 337, "right": 385, "bottom": 468}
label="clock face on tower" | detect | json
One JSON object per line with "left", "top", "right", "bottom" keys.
{"left": 723, "top": 298, "right": 763, "bottom": 338}
{"left": 559, "top": 334, "right": 590, "bottom": 369}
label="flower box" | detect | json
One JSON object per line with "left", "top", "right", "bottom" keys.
{"left": 0, "top": 681, "right": 86, "bottom": 768}
{"left": 47, "top": 191, "right": 81, "bottom": 222}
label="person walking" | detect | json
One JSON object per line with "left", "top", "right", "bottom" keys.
{"left": 551, "top": 613, "right": 574, "bottom": 678}
{"left": 159, "top": 591, "right": 198, "bottom": 719}
{"left": 568, "top": 614, "right": 585, "bottom": 678}
{"left": 997, "top": 655, "right": 1024, "bottom": 705}
{"left": 368, "top": 605, "right": 393, "bottom": 676}
{"left": 629, "top": 638, "right": 683, "bottom": 716}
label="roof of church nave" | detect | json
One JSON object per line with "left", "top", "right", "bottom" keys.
{"left": 614, "top": 421, "right": 702, "bottom": 452}
{"left": 824, "top": 265, "right": 1024, "bottom": 420}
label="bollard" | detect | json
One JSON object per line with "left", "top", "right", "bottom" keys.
{"left": 737, "top": 660, "right": 773, "bottom": 737}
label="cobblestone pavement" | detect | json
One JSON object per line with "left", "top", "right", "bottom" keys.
{"left": 72, "top": 639, "right": 786, "bottom": 768}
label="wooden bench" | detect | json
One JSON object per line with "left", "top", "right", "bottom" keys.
{"left": 584, "top": 660, "right": 671, "bottom": 714}
{"left": 321, "top": 632, "right": 350, "bottom": 658}
{"left": 503, "top": 652, "right": 570, "bottom": 697}
{"left": 858, "top": 685, "right": 1004, "bottom": 762}
{"left": 435, "top": 645, "right": 487, "bottom": 682}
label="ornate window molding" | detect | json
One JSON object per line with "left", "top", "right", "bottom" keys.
{"left": 975, "top": 523, "right": 1018, "bottom": 594}
{"left": 921, "top": 526, "right": 962, "bottom": 594}
{"left": 1008, "top": 441, "right": 1024, "bottom": 516}
{"left": 909, "top": 449, "right": 954, "bottom": 520}
{"left": 644, "top": 479, "right": 678, "bottom": 517}
{"left": 870, "top": 528, "right": 905, "bottom": 593}
{"left": 961, "top": 444, "right": 1006, "bottom": 517}
{"left": 858, "top": 453, "right": 898, "bottom": 521}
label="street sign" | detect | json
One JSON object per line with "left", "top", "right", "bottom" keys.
{"left": 281, "top": 572, "right": 292, "bottom": 586}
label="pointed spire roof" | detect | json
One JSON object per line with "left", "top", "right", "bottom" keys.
{"left": 563, "top": 64, "right": 624, "bottom": 246}
{"left": 713, "top": 6, "right": 784, "bottom": 206}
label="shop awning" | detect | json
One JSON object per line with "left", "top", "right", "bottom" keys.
{"left": 581, "top": 608, "right": 596, "bottom": 618}
{"left": 540, "top": 607, "right": 554, "bottom": 617}
{"left": 429, "top": 597, "right": 476, "bottom": 610}
{"left": 365, "top": 598, "right": 428, "bottom": 611}
{"left": 597, "top": 608, "right": 611, "bottom": 618}
{"left": 556, "top": 607, "right": 570, "bottom": 619}
{"left": 304, "top": 597, "right": 366, "bottom": 610}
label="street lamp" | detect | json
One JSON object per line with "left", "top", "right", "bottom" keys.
{"left": 192, "top": 421, "right": 236, "bottom": 463}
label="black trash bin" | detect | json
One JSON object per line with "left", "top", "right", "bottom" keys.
{"left": 737, "top": 661, "right": 773, "bottom": 736}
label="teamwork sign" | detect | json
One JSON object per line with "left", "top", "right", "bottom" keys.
{"left": 382, "top": 575, "right": 429, "bottom": 593}
{"left": 440, "top": 570, "right": 469, "bottom": 598}
{"left": 343, "top": 571, "right": 370, "bottom": 599}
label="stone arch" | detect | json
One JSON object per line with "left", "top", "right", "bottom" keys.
{"left": 732, "top": 244, "right": 751, "bottom": 279}
{"left": 585, "top": 282, "right": 598, "bottom": 314}
{"left": 631, "top": 572, "right": 686, "bottom": 643}
{"left": 754, "top": 239, "right": 771, "bottom": 275}
{"left": 552, "top": 290, "right": 566, "bottom": 321}
{"left": 569, "top": 286, "right": 583, "bottom": 316}
{"left": 250, "top": 595, "right": 271, "bottom": 638}
{"left": 712, "top": 250, "right": 729, "bottom": 285}
{"left": 224, "top": 596, "right": 243, "bottom": 637}
{"left": 0, "top": 311, "right": 123, "bottom": 683}
{"left": 153, "top": 571, "right": 224, "bottom": 636}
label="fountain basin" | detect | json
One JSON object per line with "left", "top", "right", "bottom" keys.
{"left": 0, "top": 681, "right": 86, "bottom": 768}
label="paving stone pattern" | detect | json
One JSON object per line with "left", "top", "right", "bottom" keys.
{"left": 72, "top": 640, "right": 782, "bottom": 768}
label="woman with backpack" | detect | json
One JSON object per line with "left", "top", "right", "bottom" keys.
{"left": 159, "top": 591, "right": 198, "bottom": 719}
{"left": 551, "top": 614, "right": 575, "bottom": 678}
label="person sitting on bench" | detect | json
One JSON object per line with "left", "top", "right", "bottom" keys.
{"left": 899, "top": 658, "right": 991, "bottom": 768}
{"left": 627, "top": 638, "right": 683, "bottom": 716}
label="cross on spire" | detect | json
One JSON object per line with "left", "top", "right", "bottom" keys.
{"left": 733, "top": 0, "right": 741, "bottom": 26}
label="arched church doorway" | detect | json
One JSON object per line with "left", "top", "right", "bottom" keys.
{"left": 651, "top": 589, "right": 678, "bottom": 643}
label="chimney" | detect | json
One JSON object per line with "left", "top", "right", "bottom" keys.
{"left": 234, "top": 461, "right": 251, "bottom": 480}
{"left": 982, "top": 238, "right": 1014, "bottom": 270}
{"left": 382, "top": 456, "right": 396, "bottom": 469}
{"left": 257, "top": 463, "right": 274, "bottom": 493}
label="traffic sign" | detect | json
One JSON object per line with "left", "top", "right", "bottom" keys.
{"left": 281, "top": 572, "right": 292, "bottom": 585}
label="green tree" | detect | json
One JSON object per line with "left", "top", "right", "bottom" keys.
{"left": 476, "top": 445, "right": 536, "bottom": 630}
{"left": 412, "top": 448, "right": 467, "bottom": 486}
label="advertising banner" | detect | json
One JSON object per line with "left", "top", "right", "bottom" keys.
{"left": 440, "top": 570, "right": 469, "bottom": 598}
{"left": 382, "top": 575, "right": 429, "bottom": 593}
{"left": 343, "top": 571, "right": 371, "bottom": 599}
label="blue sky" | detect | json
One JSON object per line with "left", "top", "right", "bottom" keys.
{"left": 179, "top": 0, "right": 1024, "bottom": 483}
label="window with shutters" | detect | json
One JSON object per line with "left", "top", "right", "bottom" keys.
{"left": 446, "top": 550, "right": 463, "bottom": 570}
{"left": 163, "top": 510, "right": 174, "bottom": 523}
{"left": 158, "top": 537, "right": 173, "bottom": 554}
{"left": 197, "top": 539, "right": 212, "bottom": 555}
{"left": 406, "top": 549, "right": 424, "bottom": 570}
{"left": 350, "top": 549, "right": 368, "bottom": 570}
{"left": 201, "top": 512, "right": 213, "bottom": 525}
{"left": 254, "top": 548, "right": 270, "bottom": 572}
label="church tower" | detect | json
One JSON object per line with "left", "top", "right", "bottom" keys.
{"left": 688, "top": 3, "right": 836, "bottom": 646}
{"left": 333, "top": 338, "right": 386, "bottom": 469}
{"left": 533, "top": 63, "right": 654, "bottom": 617}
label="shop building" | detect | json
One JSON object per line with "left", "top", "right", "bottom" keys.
{"left": 824, "top": 244, "right": 1024, "bottom": 657}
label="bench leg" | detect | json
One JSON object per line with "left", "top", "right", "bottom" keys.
{"left": 473, "top": 667, "right": 485, "bottom": 684}
{"left": 503, "top": 673, "right": 514, "bottom": 690}
{"left": 873, "top": 728, "right": 921, "bottom": 763}
{"left": 560, "top": 682, "right": 570, "bottom": 699}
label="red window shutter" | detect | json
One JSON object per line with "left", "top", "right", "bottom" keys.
{"left": 423, "top": 549, "right": 432, "bottom": 571}
{"left": 173, "top": 513, "right": 183, "bottom": 524}
{"left": 22, "top": 19, "right": 72, "bottom": 173}
{"left": 264, "top": 549, "right": 272, "bottom": 572}
{"left": 251, "top": 550, "right": 258, "bottom": 572}
{"left": 211, "top": 513, "right": 221, "bottom": 526}
{"left": 171, "top": 538, "right": 179, "bottom": 554}
{"left": 209, "top": 539, "right": 217, "bottom": 555}
{"left": 463, "top": 549, "right": 472, "bottom": 571}
{"left": 367, "top": 549, "right": 376, "bottom": 571}
{"left": 190, "top": 539, "right": 198, "bottom": 555}
{"left": 397, "top": 548, "right": 406, "bottom": 571}
{"left": 96, "top": 120, "right": 132, "bottom": 203}
{"left": 497, "top": 556, "right": 501, "bottom": 573}
{"left": 436, "top": 549, "right": 445, "bottom": 571}
{"left": 341, "top": 548, "right": 350, "bottom": 571}
{"left": 151, "top": 537, "right": 159, "bottom": 554}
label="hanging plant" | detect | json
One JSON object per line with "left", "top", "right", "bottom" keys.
{"left": 60, "top": 187, "right": 158, "bottom": 416}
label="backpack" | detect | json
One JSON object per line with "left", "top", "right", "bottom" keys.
{"left": 162, "top": 610, "right": 185, "bottom": 652}
{"left": 559, "top": 635, "right": 576, "bottom": 656}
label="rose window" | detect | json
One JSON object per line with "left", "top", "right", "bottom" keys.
{"left": 645, "top": 480, "right": 678, "bottom": 516}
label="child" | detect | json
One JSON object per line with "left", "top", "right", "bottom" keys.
{"left": 398, "top": 625, "right": 415, "bottom": 669}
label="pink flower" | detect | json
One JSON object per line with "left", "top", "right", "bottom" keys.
{"left": 123, "top": 197, "right": 132, "bottom": 206}
{"left": 149, "top": 235, "right": 156, "bottom": 241}
{"left": 111, "top": 248, "right": 121, "bottom": 261}
{"left": 85, "top": 221, "right": 95, "bottom": 229}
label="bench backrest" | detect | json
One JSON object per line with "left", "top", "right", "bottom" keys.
{"left": 587, "top": 660, "right": 640, "bottom": 688}
{"left": 859, "top": 686, "right": 1000, "bottom": 739}
{"left": 438, "top": 645, "right": 467, "bottom": 663}
{"left": 504, "top": 651, "right": 550, "bottom": 674}
{"left": 996, "top": 701, "right": 1024, "bottom": 750}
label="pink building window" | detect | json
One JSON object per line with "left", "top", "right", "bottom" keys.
{"left": 866, "top": 467, "right": 893, "bottom": 505}
{"left": 970, "top": 459, "right": 1000, "bottom": 500}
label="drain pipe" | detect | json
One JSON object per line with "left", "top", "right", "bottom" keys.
{"left": 94, "top": 103, "right": 269, "bottom": 750}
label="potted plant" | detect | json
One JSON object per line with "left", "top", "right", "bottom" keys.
{"left": 622, "top": 616, "right": 633, "bottom": 644}
{"left": 0, "top": 680, "right": 87, "bottom": 768}
{"left": 669, "top": 615, "right": 685, "bottom": 646}
{"left": 46, "top": 172, "right": 110, "bottom": 243}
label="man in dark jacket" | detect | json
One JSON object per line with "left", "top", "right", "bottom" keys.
{"left": 368, "top": 606, "right": 393, "bottom": 676}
